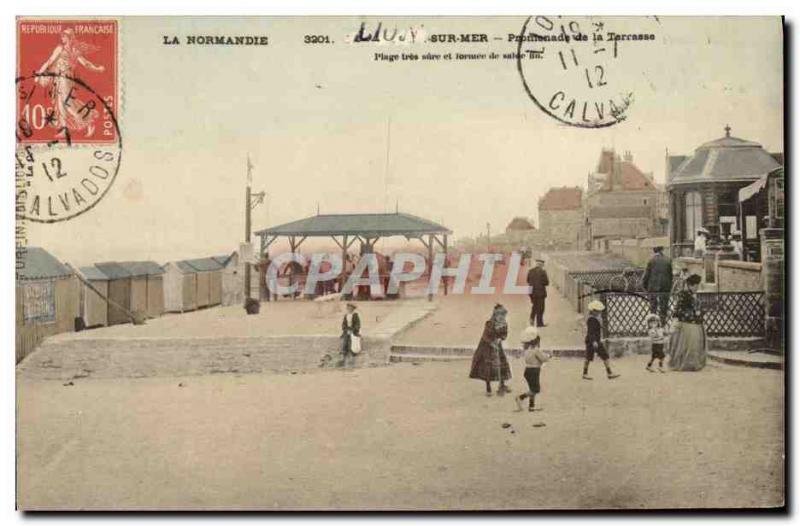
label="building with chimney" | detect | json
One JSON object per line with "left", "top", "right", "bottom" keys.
{"left": 585, "top": 149, "right": 662, "bottom": 250}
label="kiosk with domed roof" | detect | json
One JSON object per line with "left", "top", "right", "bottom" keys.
{"left": 666, "top": 126, "right": 782, "bottom": 261}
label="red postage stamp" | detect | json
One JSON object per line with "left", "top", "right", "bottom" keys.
{"left": 16, "top": 19, "right": 119, "bottom": 145}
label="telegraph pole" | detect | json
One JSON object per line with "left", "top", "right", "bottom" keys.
{"left": 244, "top": 156, "right": 253, "bottom": 301}
{"left": 244, "top": 154, "right": 265, "bottom": 303}
{"left": 486, "top": 222, "right": 491, "bottom": 252}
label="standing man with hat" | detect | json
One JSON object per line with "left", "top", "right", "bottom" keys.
{"left": 643, "top": 246, "right": 673, "bottom": 323}
{"left": 526, "top": 257, "right": 549, "bottom": 327}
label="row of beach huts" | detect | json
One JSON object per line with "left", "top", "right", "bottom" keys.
{"left": 15, "top": 247, "right": 256, "bottom": 362}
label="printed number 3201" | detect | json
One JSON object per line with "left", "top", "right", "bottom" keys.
{"left": 304, "top": 35, "right": 332, "bottom": 44}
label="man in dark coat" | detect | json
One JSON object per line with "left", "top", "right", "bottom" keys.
{"left": 526, "top": 258, "right": 549, "bottom": 327}
{"left": 643, "top": 246, "right": 673, "bottom": 321}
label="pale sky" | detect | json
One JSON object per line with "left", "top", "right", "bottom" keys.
{"left": 24, "top": 16, "right": 783, "bottom": 266}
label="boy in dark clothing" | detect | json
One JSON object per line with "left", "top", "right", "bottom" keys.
{"left": 583, "top": 300, "right": 620, "bottom": 380}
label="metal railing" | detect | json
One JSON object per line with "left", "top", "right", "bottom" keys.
{"left": 598, "top": 291, "right": 766, "bottom": 338}
{"left": 571, "top": 268, "right": 645, "bottom": 292}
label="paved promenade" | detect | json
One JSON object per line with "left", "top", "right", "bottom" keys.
{"left": 397, "top": 287, "right": 586, "bottom": 349}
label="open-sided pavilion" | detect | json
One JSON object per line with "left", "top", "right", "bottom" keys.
{"left": 254, "top": 212, "right": 453, "bottom": 292}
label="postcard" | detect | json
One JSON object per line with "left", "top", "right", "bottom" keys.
{"left": 15, "top": 16, "right": 784, "bottom": 510}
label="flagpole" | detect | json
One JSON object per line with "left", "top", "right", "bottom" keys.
{"left": 383, "top": 116, "right": 391, "bottom": 254}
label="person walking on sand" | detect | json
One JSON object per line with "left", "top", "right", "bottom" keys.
{"left": 469, "top": 304, "right": 512, "bottom": 396}
{"left": 514, "top": 326, "right": 551, "bottom": 412}
{"left": 582, "top": 300, "right": 620, "bottom": 381}
{"left": 526, "top": 258, "right": 549, "bottom": 327}
{"left": 340, "top": 303, "right": 361, "bottom": 367}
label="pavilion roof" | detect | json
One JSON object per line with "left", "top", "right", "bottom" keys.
{"left": 668, "top": 127, "right": 782, "bottom": 187}
{"left": 255, "top": 212, "right": 452, "bottom": 238}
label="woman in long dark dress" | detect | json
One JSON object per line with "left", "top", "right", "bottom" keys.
{"left": 469, "top": 304, "right": 512, "bottom": 396}
{"left": 668, "top": 274, "right": 706, "bottom": 371}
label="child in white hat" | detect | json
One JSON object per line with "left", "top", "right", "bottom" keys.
{"left": 514, "top": 326, "right": 551, "bottom": 412}
{"left": 583, "top": 300, "right": 620, "bottom": 380}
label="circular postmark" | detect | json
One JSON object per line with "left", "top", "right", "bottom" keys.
{"left": 15, "top": 73, "right": 122, "bottom": 223}
{"left": 516, "top": 16, "right": 656, "bottom": 128}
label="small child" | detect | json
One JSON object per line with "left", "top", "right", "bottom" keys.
{"left": 645, "top": 314, "right": 667, "bottom": 373}
{"left": 583, "top": 300, "right": 620, "bottom": 380}
{"left": 515, "top": 326, "right": 550, "bottom": 412}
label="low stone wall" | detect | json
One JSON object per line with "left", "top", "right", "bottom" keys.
{"left": 677, "top": 257, "right": 762, "bottom": 292}
{"left": 17, "top": 334, "right": 393, "bottom": 381}
{"left": 609, "top": 236, "right": 670, "bottom": 268}
{"left": 716, "top": 260, "right": 762, "bottom": 292}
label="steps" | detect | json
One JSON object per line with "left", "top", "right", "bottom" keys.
{"left": 389, "top": 344, "right": 587, "bottom": 363}
{"left": 707, "top": 350, "right": 783, "bottom": 370}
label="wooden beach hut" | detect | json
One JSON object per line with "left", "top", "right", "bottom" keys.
{"left": 78, "top": 265, "right": 109, "bottom": 329}
{"left": 16, "top": 247, "right": 80, "bottom": 362}
{"left": 94, "top": 262, "right": 134, "bottom": 326}
{"left": 163, "top": 260, "right": 198, "bottom": 313}
{"left": 184, "top": 257, "right": 224, "bottom": 308}
{"left": 118, "top": 261, "right": 165, "bottom": 318}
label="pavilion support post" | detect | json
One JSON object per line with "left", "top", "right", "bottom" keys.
{"left": 427, "top": 234, "right": 434, "bottom": 302}
{"left": 443, "top": 234, "right": 449, "bottom": 296}
{"left": 289, "top": 236, "right": 297, "bottom": 300}
{"left": 340, "top": 234, "right": 348, "bottom": 292}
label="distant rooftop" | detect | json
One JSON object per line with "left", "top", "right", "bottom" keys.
{"left": 594, "top": 148, "right": 655, "bottom": 192}
{"left": 539, "top": 187, "right": 583, "bottom": 211}
{"left": 505, "top": 217, "right": 536, "bottom": 231}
